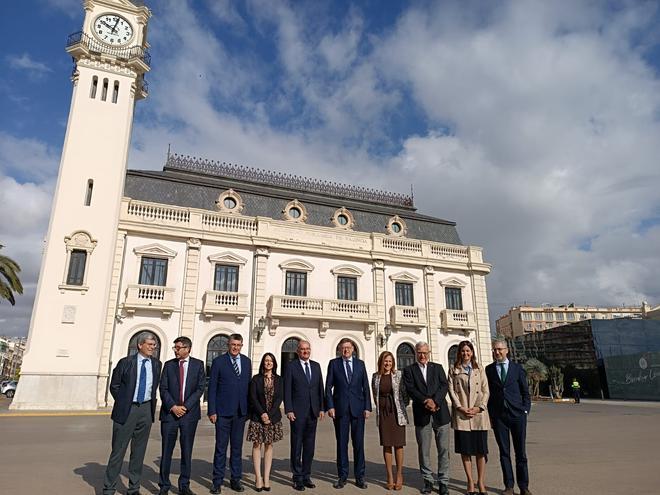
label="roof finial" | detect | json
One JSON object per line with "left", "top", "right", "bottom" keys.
{"left": 167, "top": 143, "right": 171, "bottom": 160}
{"left": 410, "top": 184, "right": 415, "bottom": 205}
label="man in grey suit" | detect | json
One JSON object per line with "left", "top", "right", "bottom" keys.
{"left": 103, "top": 332, "right": 162, "bottom": 495}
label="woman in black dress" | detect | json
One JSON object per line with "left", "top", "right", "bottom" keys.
{"left": 448, "top": 340, "right": 490, "bottom": 495}
{"left": 247, "top": 353, "right": 283, "bottom": 491}
{"left": 371, "top": 351, "right": 409, "bottom": 490}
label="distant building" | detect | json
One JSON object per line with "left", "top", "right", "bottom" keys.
{"left": 507, "top": 319, "right": 660, "bottom": 401}
{"left": 496, "top": 304, "right": 642, "bottom": 338}
{"left": 0, "top": 337, "right": 26, "bottom": 380}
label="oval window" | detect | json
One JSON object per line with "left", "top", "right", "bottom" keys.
{"left": 289, "top": 207, "right": 301, "bottom": 219}
{"left": 391, "top": 222, "right": 401, "bottom": 233}
{"left": 337, "top": 214, "right": 348, "bottom": 225}
{"left": 224, "top": 197, "right": 237, "bottom": 209}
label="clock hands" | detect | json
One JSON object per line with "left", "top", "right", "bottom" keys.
{"left": 112, "top": 17, "right": 120, "bottom": 34}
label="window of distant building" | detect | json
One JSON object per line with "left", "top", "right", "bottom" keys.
{"left": 545, "top": 312, "right": 554, "bottom": 321}
{"left": 534, "top": 312, "right": 543, "bottom": 320}
{"left": 566, "top": 312, "right": 575, "bottom": 321}
{"left": 521, "top": 312, "right": 532, "bottom": 321}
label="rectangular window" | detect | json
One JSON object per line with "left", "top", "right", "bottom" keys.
{"left": 139, "top": 257, "right": 168, "bottom": 286}
{"left": 534, "top": 312, "right": 543, "bottom": 321}
{"left": 521, "top": 312, "right": 532, "bottom": 321}
{"left": 395, "top": 282, "right": 414, "bottom": 306}
{"left": 337, "top": 276, "right": 357, "bottom": 300}
{"left": 285, "top": 271, "right": 307, "bottom": 296}
{"left": 556, "top": 313, "right": 564, "bottom": 321}
{"left": 545, "top": 312, "right": 554, "bottom": 321}
{"left": 66, "top": 250, "right": 87, "bottom": 285}
{"left": 445, "top": 287, "right": 463, "bottom": 310}
{"left": 566, "top": 312, "right": 575, "bottom": 321}
{"left": 214, "top": 265, "right": 238, "bottom": 292}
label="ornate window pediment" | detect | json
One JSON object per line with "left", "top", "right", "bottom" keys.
{"left": 279, "top": 258, "right": 315, "bottom": 272}
{"left": 331, "top": 264, "right": 364, "bottom": 277}
{"left": 208, "top": 252, "right": 248, "bottom": 266}
{"left": 389, "top": 271, "right": 419, "bottom": 283}
{"left": 64, "top": 230, "right": 97, "bottom": 252}
{"left": 133, "top": 243, "right": 177, "bottom": 259}
{"left": 439, "top": 277, "right": 467, "bottom": 288}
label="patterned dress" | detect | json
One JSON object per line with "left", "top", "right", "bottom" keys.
{"left": 246, "top": 375, "right": 284, "bottom": 444}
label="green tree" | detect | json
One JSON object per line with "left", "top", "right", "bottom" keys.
{"left": 523, "top": 358, "right": 548, "bottom": 399}
{"left": 0, "top": 245, "right": 23, "bottom": 305}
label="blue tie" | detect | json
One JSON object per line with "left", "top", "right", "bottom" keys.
{"left": 137, "top": 358, "right": 147, "bottom": 403}
{"left": 305, "top": 362, "right": 311, "bottom": 383}
{"left": 345, "top": 359, "right": 353, "bottom": 382}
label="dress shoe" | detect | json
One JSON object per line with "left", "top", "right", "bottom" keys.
{"left": 303, "top": 480, "right": 316, "bottom": 489}
{"left": 421, "top": 481, "right": 433, "bottom": 494}
{"left": 210, "top": 486, "right": 222, "bottom": 494}
{"left": 356, "top": 479, "right": 368, "bottom": 489}
{"left": 333, "top": 478, "right": 347, "bottom": 489}
{"left": 179, "top": 488, "right": 196, "bottom": 495}
{"left": 502, "top": 489, "right": 514, "bottom": 495}
{"left": 293, "top": 481, "right": 305, "bottom": 491}
{"left": 158, "top": 488, "right": 169, "bottom": 495}
{"left": 254, "top": 487, "right": 262, "bottom": 493}
{"left": 520, "top": 490, "right": 533, "bottom": 495}
{"left": 262, "top": 487, "right": 271, "bottom": 492}
{"left": 438, "top": 484, "right": 449, "bottom": 495}
{"left": 230, "top": 480, "right": 244, "bottom": 492}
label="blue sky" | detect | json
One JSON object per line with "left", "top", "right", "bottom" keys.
{"left": 2, "top": 0, "right": 660, "bottom": 336}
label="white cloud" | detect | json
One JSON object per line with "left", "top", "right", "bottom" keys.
{"left": 7, "top": 54, "right": 52, "bottom": 77}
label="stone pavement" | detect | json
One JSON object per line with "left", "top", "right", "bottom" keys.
{"left": 1, "top": 398, "right": 658, "bottom": 494}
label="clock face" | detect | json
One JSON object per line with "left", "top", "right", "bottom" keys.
{"left": 93, "top": 14, "right": 134, "bottom": 46}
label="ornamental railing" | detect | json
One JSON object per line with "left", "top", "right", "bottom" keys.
{"left": 66, "top": 31, "right": 151, "bottom": 67}
{"left": 269, "top": 295, "right": 379, "bottom": 321}
{"left": 165, "top": 153, "right": 414, "bottom": 208}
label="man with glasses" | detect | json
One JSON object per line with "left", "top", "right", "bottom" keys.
{"left": 103, "top": 332, "right": 162, "bottom": 495}
{"left": 158, "top": 337, "right": 206, "bottom": 495}
{"left": 402, "top": 341, "right": 451, "bottom": 495}
{"left": 208, "top": 334, "right": 251, "bottom": 494}
{"left": 486, "top": 338, "right": 532, "bottom": 495}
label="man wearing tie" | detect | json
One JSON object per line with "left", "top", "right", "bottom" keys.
{"left": 208, "top": 333, "right": 251, "bottom": 494}
{"left": 103, "top": 332, "right": 162, "bottom": 495}
{"left": 402, "top": 341, "right": 451, "bottom": 495}
{"left": 486, "top": 338, "right": 533, "bottom": 495}
{"left": 284, "top": 340, "right": 325, "bottom": 491}
{"left": 158, "top": 337, "right": 206, "bottom": 495}
{"left": 325, "top": 338, "right": 371, "bottom": 490}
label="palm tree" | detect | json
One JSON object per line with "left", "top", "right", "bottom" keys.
{"left": 523, "top": 358, "right": 548, "bottom": 399}
{"left": 548, "top": 365, "right": 564, "bottom": 399}
{"left": 0, "top": 245, "right": 23, "bottom": 305}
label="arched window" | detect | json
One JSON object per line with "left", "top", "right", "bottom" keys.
{"left": 396, "top": 343, "right": 415, "bottom": 370}
{"left": 280, "top": 337, "right": 300, "bottom": 379}
{"left": 335, "top": 339, "right": 359, "bottom": 358}
{"left": 206, "top": 334, "right": 229, "bottom": 376}
{"left": 127, "top": 331, "right": 161, "bottom": 361}
{"left": 448, "top": 345, "right": 459, "bottom": 368}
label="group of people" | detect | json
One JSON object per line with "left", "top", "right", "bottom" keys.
{"left": 101, "top": 332, "right": 533, "bottom": 495}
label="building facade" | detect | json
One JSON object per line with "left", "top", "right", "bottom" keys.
{"left": 496, "top": 304, "right": 643, "bottom": 338}
{"left": 0, "top": 337, "right": 26, "bottom": 380}
{"left": 11, "top": 0, "right": 492, "bottom": 410}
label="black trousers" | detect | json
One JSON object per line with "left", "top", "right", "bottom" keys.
{"left": 492, "top": 412, "right": 529, "bottom": 490}
{"left": 159, "top": 418, "right": 199, "bottom": 490}
{"left": 289, "top": 411, "right": 318, "bottom": 482}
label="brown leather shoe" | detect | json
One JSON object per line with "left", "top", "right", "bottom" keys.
{"left": 502, "top": 489, "right": 514, "bottom": 495}
{"left": 520, "top": 490, "right": 533, "bottom": 495}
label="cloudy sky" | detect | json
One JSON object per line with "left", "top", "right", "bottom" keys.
{"left": 1, "top": 0, "right": 660, "bottom": 337}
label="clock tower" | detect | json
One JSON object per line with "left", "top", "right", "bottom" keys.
{"left": 11, "top": 0, "right": 151, "bottom": 410}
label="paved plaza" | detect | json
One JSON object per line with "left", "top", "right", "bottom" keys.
{"left": 1, "top": 398, "right": 658, "bottom": 494}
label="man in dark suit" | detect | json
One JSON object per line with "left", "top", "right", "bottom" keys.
{"left": 486, "top": 338, "right": 533, "bottom": 495}
{"left": 325, "top": 338, "right": 371, "bottom": 490}
{"left": 103, "top": 331, "right": 162, "bottom": 495}
{"left": 158, "top": 336, "right": 206, "bottom": 495}
{"left": 208, "top": 333, "right": 251, "bottom": 494}
{"left": 402, "top": 341, "right": 451, "bottom": 495}
{"left": 284, "top": 339, "right": 325, "bottom": 491}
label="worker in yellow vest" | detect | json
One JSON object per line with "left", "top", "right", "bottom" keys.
{"left": 571, "top": 378, "right": 580, "bottom": 404}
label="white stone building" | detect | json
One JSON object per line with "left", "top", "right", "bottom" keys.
{"left": 11, "top": 0, "right": 492, "bottom": 410}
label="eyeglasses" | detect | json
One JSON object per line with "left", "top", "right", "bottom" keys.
{"left": 417, "top": 351, "right": 429, "bottom": 356}
{"left": 492, "top": 347, "right": 507, "bottom": 352}
{"left": 172, "top": 346, "right": 190, "bottom": 351}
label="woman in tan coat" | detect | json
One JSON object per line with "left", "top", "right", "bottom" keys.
{"left": 448, "top": 340, "right": 490, "bottom": 495}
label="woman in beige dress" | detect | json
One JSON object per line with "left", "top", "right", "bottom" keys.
{"left": 371, "top": 351, "right": 409, "bottom": 490}
{"left": 448, "top": 340, "right": 490, "bottom": 495}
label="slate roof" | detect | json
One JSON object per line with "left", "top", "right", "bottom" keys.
{"left": 124, "top": 155, "right": 463, "bottom": 245}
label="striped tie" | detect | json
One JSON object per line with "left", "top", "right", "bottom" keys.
{"left": 232, "top": 356, "right": 240, "bottom": 376}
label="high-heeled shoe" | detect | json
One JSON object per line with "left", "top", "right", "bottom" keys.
{"left": 394, "top": 476, "right": 403, "bottom": 490}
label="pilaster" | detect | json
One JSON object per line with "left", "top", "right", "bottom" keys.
{"left": 251, "top": 247, "right": 270, "bottom": 373}
{"left": 423, "top": 266, "right": 439, "bottom": 361}
{"left": 471, "top": 273, "right": 492, "bottom": 366}
{"left": 179, "top": 238, "right": 202, "bottom": 338}
{"left": 372, "top": 260, "right": 387, "bottom": 351}
{"left": 96, "top": 229, "right": 127, "bottom": 407}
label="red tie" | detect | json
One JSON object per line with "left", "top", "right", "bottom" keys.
{"left": 179, "top": 360, "right": 185, "bottom": 405}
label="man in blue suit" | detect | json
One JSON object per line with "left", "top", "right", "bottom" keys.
{"left": 325, "top": 338, "right": 371, "bottom": 490}
{"left": 208, "top": 333, "right": 251, "bottom": 494}
{"left": 158, "top": 336, "right": 206, "bottom": 495}
{"left": 284, "top": 339, "right": 325, "bottom": 491}
{"left": 103, "top": 332, "right": 162, "bottom": 495}
{"left": 486, "top": 338, "right": 533, "bottom": 495}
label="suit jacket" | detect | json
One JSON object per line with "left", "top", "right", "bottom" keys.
{"left": 159, "top": 356, "right": 206, "bottom": 422}
{"left": 486, "top": 361, "right": 531, "bottom": 418}
{"left": 207, "top": 352, "right": 251, "bottom": 417}
{"left": 110, "top": 353, "right": 162, "bottom": 425}
{"left": 248, "top": 374, "right": 283, "bottom": 423}
{"left": 402, "top": 361, "right": 451, "bottom": 427}
{"left": 325, "top": 357, "right": 372, "bottom": 417}
{"left": 284, "top": 359, "right": 324, "bottom": 418}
